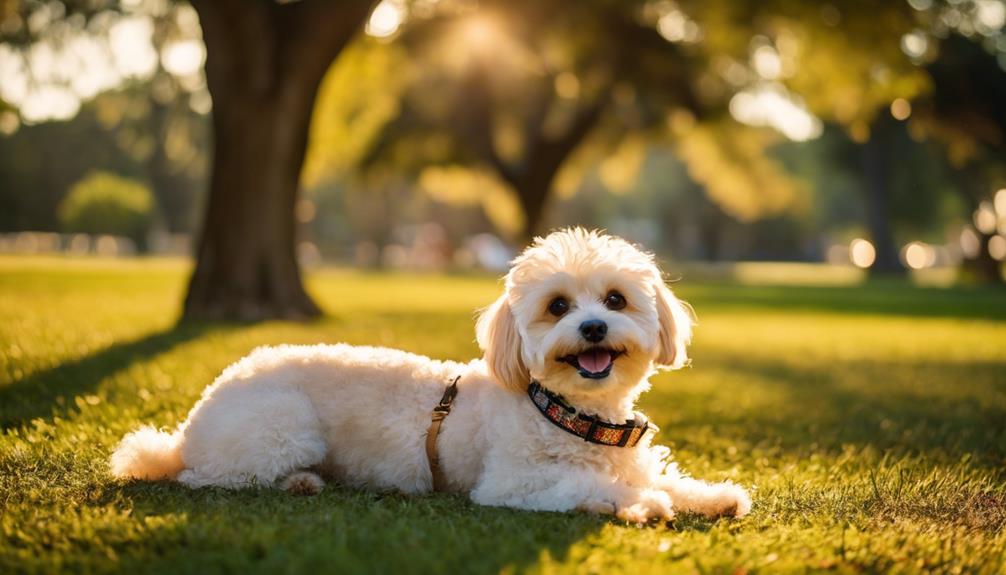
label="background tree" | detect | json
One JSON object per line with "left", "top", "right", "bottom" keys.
{"left": 3, "top": 0, "right": 1003, "bottom": 305}
{"left": 340, "top": 0, "right": 938, "bottom": 248}
{"left": 2, "top": 0, "right": 377, "bottom": 320}
{"left": 181, "top": 0, "right": 375, "bottom": 320}
{"left": 918, "top": 34, "right": 1006, "bottom": 284}
{"left": 58, "top": 171, "right": 156, "bottom": 248}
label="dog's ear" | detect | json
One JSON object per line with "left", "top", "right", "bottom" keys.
{"left": 654, "top": 280, "right": 694, "bottom": 369}
{"left": 476, "top": 294, "right": 530, "bottom": 392}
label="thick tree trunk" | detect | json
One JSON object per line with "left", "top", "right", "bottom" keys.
{"left": 184, "top": 86, "right": 319, "bottom": 320}
{"left": 860, "top": 119, "right": 906, "bottom": 277}
{"left": 183, "top": 0, "right": 373, "bottom": 321}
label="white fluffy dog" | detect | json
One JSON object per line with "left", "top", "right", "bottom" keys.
{"left": 111, "top": 228, "right": 750, "bottom": 523}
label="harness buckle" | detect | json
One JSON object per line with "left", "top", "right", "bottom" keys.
{"left": 434, "top": 377, "right": 460, "bottom": 413}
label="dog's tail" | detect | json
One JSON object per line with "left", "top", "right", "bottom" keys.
{"left": 110, "top": 426, "right": 184, "bottom": 480}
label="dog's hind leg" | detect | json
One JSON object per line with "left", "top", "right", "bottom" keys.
{"left": 175, "top": 382, "right": 328, "bottom": 490}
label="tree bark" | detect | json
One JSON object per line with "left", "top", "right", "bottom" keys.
{"left": 183, "top": 0, "right": 373, "bottom": 320}
{"left": 860, "top": 118, "right": 906, "bottom": 277}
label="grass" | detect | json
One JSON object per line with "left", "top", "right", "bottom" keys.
{"left": 1, "top": 255, "right": 1005, "bottom": 574}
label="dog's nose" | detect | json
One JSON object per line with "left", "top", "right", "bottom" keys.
{"left": 579, "top": 319, "right": 607, "bottom": 343}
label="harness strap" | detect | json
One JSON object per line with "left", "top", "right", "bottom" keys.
{"left": 425, "top": 376, "right": 460, "bottom": 492}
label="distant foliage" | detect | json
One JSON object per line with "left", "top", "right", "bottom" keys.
{"left": 58, "top": 172, "right": 155, "bottom": 245}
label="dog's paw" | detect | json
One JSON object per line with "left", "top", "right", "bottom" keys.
{"left": 280, "top": 471, "right": 325, "bottom": 496}
{"left": 616, "top": 490, "right": 674, "bottom": 524}
{"left": 707, "top": 482, "right": 752, "bottom": 518}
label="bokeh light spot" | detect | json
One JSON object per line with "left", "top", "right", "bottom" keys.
{"left": 850, "top": 238, "right": 876, "bottom": 268}
{"left": 994, "top": 188, "right": 1006, "bottom": 215}
{"left": 554, "top": 72, "right": 580, "bottom": 99}
{"left": 890, "top": 98, "right": 912, "bottom": 120}
{"left": 729, "top": 84, "right": 823, "bottom": 141}
{"left": 162, "top": 40, "right": 205, "bottom": 77}
{"left": 960, "top": 227, "right": 981, "bottom": 258}
{"left": 900, "top": 31, "right": 928, "bottom": 59}
{"left": 902, "top": 241, "right": 936, "bottom": 269}
{"left": 989, "top": 235, "right": 1006, "bottom": 261}
{"left": 366, "top": 0, "right": 405, "bottom": 39}
{"left": 974, "top": 201, "right": 997, "bottom": 234}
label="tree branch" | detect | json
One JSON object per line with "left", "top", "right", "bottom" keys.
{"left": 609, "top": 18, "right": 710, "bottom": 120}
{"left": 530, "top": 86, "right": 611, "bottom": 181}
{"left": 278, "top": 0, "right": 377, "bottom": 83}
{"left": 521, "top": 78, "right": 557, "bottom": 164}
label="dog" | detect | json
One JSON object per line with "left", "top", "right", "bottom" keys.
{"left": 111, "top": 228, "right": 751, "bottom": 523}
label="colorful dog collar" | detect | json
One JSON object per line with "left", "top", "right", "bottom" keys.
{"left": 527, "top": 381, "right": 653, "bottom": 447}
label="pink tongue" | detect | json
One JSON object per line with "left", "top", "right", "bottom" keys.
{"left": 578, "top": 350, "right": 612, "bottom": 373}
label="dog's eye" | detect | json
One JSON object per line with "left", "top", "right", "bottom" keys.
{"left": 547, "top": 297, "right": 569, "bottom": 317}
{"left": 604, "top": 292, "right": 627, "bottom": 311}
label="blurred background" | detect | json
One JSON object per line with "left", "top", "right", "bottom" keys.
{"left": 1, "top": 0, "right": 1004, "bottom": 319}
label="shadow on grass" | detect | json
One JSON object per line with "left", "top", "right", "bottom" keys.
{"left": 95, "top": 480, "right": 737, "bottom": 574}
{"left": 96, "top": 482, "right": 625, "bottom": 574}
{"left": 0, "top": 308, "right": 481, "bottom": 433}
{"left": 0, "top": 322, "right": 221, "bottom": 430}
{"left": 679, "top": 282, "right": 1006, "bottom": 320}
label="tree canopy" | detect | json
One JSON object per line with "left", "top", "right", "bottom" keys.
{"left": 305, "top": 0, "right": 1003, "bottom": 246}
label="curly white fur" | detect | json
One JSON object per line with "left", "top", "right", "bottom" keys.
{"left": 111, "top": 228, "right": 751, "bottom": 522}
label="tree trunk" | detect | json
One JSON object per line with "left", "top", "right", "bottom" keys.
{"left": 184, "top": 86, "right": 319, "bottom": 320}
{"left": 183, "top": 0, "right": 373, "bottom": 321}
{"left": 454, "top": 64, "right": 608, "bottom": 244}
{"left": 860, "top": 119, "right": 906, "bottom": 277}
{"left": 513, "top": 173, "right": 553, "bottom": 242}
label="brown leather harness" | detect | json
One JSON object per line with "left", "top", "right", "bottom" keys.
{"left": 425, "top": 377, "right": 460, "bottom": 492}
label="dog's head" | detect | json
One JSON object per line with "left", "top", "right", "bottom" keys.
{"left": 477, "top": 228, "right": 692, "bottom": 399}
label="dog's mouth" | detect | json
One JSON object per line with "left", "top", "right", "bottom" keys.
{"left": 558, "top": 347, "right": 624, "bottom": 379}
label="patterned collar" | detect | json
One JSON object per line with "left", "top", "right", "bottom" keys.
{"left": 526, "top": 381, "right": 653, "bottom": 447}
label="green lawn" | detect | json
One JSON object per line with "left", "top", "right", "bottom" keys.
{"left": 1, "top": 256, "right": 1005, "bottom": 574}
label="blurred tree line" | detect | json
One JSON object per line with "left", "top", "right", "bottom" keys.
{"left": 1, "top": 0, "right": 1004, "bottom": 320}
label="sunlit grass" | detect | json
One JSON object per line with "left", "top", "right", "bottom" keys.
{"left": 1, "top": 256, "right": 1005, "bottom": 573}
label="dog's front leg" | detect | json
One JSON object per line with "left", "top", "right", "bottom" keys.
{"left": 471, "top": 463, "right": 673, "bottom": 524}
{"left": 656, "top": 468, "right": 752, "bottom": 518}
